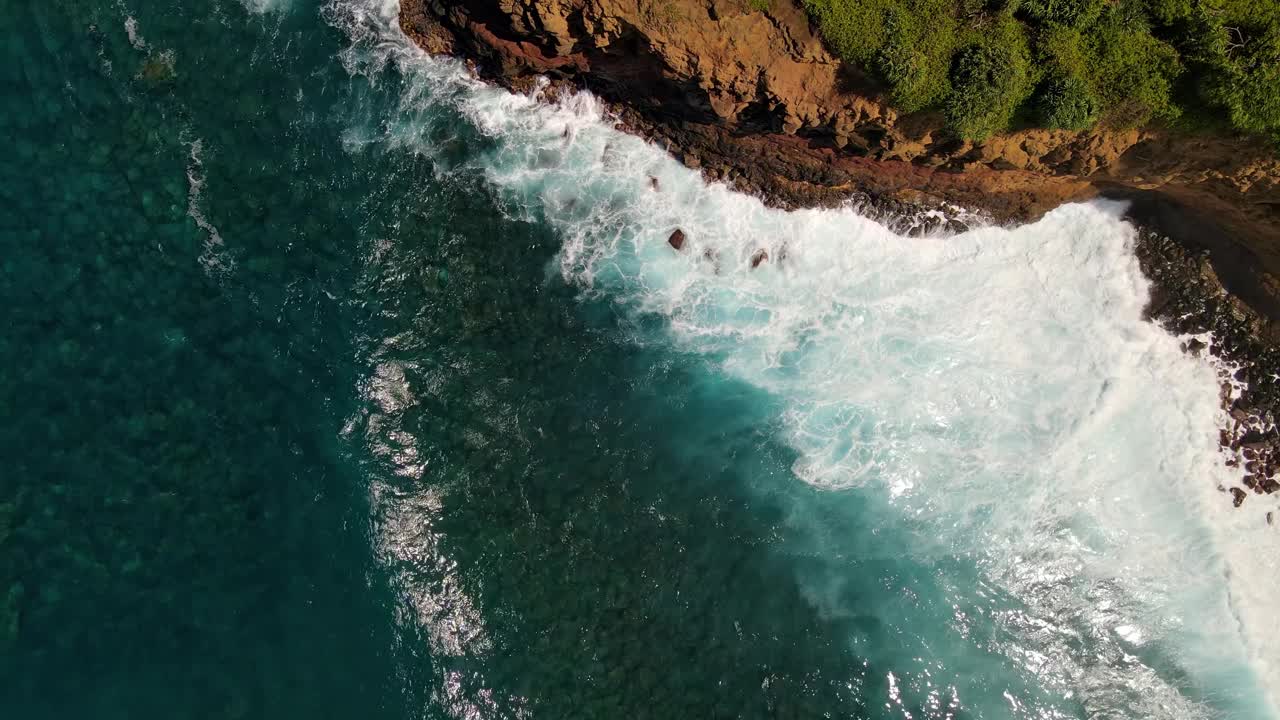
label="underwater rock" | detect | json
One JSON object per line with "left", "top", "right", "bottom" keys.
{"left": 140, "top": 52, "right": 176, "bottom": 88}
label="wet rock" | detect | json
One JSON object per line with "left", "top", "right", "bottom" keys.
{"left": 750, "top": 249, "right": 768, "bottom": 269}
{"left": 1238, "top": 429, "right": 1269, "bottom": 448}
{"left": 649, "top": 176, "right": 660, "bottom": 191}
{"left": 1184, "top": 338, "right": 1207, "bottom": 354}
{"left": 1231, "top": 487, "right": 1247, "bottom": 507}
{"left": 668, "top": 229, "right": 686, "bottom": 251}
{"left": 1268, "top": 511, "right": 1274, "bottom": 525}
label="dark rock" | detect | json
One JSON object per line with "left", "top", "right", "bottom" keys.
{"left": 750, "top": 249, "right": 768, "bottom": 269}
{"left": 649, "top": 176, "right": 660, "bottom": 191}
{"left": 668, "top": 229, "right": 686, "bottom": 251}
{"left": 1238, "top": 429, "right": 1269, "bottom": 447}
{"left": 1231, "top": 487, "right": 1247, "bottom": 507}
{"left": 1184, "top": 338, "right": 1207, "bottom": 354}
{"left": 1242, "top": 439, "right": 1273, "bottom": 452}
{"left": 1267, "top": 511, "right": 1274, "bottom": 525}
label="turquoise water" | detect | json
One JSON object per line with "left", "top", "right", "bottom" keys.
{"left": 3, "top": 0, "right": 1278, "bottom": 718}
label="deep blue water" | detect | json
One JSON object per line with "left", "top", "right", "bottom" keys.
{"left": 2, "top": 1, "right": 1277, "bottom": 718}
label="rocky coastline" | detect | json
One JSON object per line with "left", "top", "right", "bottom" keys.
{"left": 401, "top": 0, "right": 1280, "bottom": 513}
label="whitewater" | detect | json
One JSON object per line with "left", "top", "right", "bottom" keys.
{"left": 316, "top": 0, "right": 1280, "bottom": 717}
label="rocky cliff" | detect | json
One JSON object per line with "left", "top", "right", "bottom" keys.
{"left": 403, "top": 0, "right": 1280, "bottom": 507}
{"left": 404, "top": 1, "right": 1280, "bottom": 305}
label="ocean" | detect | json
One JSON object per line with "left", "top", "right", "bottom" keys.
{"left": 2, "top": 0, "right": 1277, "bottom": 718}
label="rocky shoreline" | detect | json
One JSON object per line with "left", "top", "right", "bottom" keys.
{"left": 401, "top": 0, "right": 1280, "bottom": 514}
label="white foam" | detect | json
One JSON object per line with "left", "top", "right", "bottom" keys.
{"left": 328, "top": 1, "right": 1280, "bottom": 717}
{"left": 182, "top": 137, "right": 234, "bottom": 276}
{"left": 239, "top": 0, "right": 292, "bottom": 13}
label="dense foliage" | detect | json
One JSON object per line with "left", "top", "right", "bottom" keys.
{"left": 801, "top": 0, "right": 1280, "bottom": 139}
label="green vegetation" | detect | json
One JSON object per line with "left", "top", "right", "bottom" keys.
{"left": 802, "top": 0, "right": 1280, "bottom": 140}
{"left": 945, "top": 17, "right": 1033, "bottom": 138}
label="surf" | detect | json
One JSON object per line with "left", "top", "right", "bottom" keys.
{"left": 325, "top": 1, "right": 1280, "bottom": 717}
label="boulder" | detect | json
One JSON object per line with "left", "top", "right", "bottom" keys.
{"left": 668, "top": 229, "right": 686, "bottom": 251}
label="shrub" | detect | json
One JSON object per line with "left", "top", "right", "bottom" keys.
{"left": 802, "top": 0, "right": 892, "bottom": 67}
{"left": 1145, "top": 0, "right": 1197, "bottom": 26}
{"left": 876, "top": 2, "right": 958, "bottom": 112}
{"left": 1020, "top": 0, "right": 1105, "bottom": 27}
{"left": 1037, "top": 72, "right": 1100, "bottom": 129}
{"left": 1036, "top": 24, "right": 1088, "bottom": 75}
{"left": 945, "top": 27, "right": 1034, "bottom": 139}
{"left": 1084, "top": 5, "right": 1183, "bottom": 126}
{"left": 803, "top": 0, "right": 1278, "bottom": 139}
{"left": 1201, "top": 22, "right": 1280, "bottom": 134}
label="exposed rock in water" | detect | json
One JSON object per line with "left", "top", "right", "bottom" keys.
{"left": 1135, "top": 222, "right": 1280, "bottom": 509}
{"left": 668, "top": 229, "right": 686, "bottom": 251}
{"left": 750, "top": 249, "right": 768, "bottom": 269}
{"left": 1231, "top": 487, "right": 1248, "bottom": 507}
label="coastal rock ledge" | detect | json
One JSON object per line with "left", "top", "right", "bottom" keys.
{"left": 403, "top": 0, "right": 1280, "bottom": 511}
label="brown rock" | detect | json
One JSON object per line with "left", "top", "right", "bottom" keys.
{"left": 1231, "top": 487, "right": 1247, "bottom": 507}
{"left": 750, "top": 249, "right": 768, "bottom": 269}
{"left": 668, "top": 229, "right": 686, "bottom": 251}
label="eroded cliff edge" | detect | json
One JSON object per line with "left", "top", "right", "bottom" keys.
{"left": 403, "top": 0, "right": 1280, "bottom": 510}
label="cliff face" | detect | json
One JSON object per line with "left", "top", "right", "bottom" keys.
{"left": 402, "top": 0, "right": 1280, "bottom": 317}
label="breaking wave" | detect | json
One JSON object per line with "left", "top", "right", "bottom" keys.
{"left": 325, "top": 1, "right": 1280, "bottom": 717}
